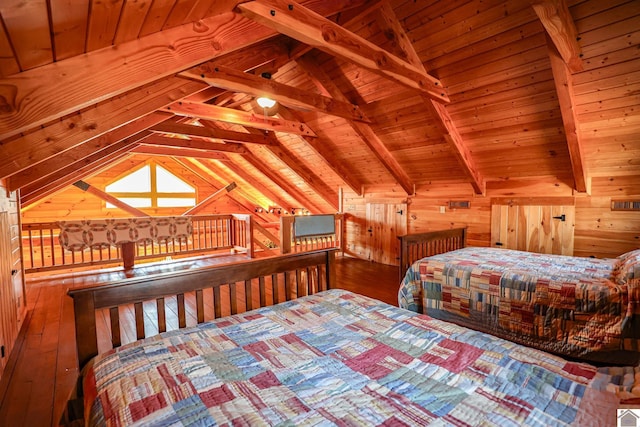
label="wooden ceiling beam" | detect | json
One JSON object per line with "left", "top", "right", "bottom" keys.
{"left": 143, "top": 134, "right": 249, "bottom": 154}
{"left": 236, "top": 0, "right": 449, "bottom": 103}
{"left": 295, "top": 54, "right": 414, "bottom": 195}
{"left": 17, "top": 132, "right": 146, "bottom": 197}
{"left": 0, "top": 77, "right": 198, "bottom": 181}
{"left": 0, "top": 0, "right": 370, "bottom": 140}
{"left": 132, "top": 145, "right": 228, "bottom": 160}
{"left": 242, "top": 152, "right": 326, "bottom": 213}
{"left": 150, "top": 121, "right": 277, "bottom": 145}
{"left": 182, "top": 182, "right": 238, "bottom": 215}
{"left": 546, "top": 34, "right": 588, "bottom": 193}
{"left": 21, "top": 152, "right": 133, "bottom": 207}
{"left": 374, "top": 2, "right": 486, "bottom": 195}
{"left": 277, "top": 105, "right": 364, "bottom": 196}
{"left": 164, "top": 101, "right": 317, "bottom": 136}
{"left": 532, "top": 0, "right": 583, "bottom": 73}
{"left": 180, "top": 64, "right": 369, "bottom": 123}
{"left": 73, "top": 180, "right": 148, "bottom": 217}
{"left": 176, "top": 157, "right": 279, "bottom": 222}
{"left": 5, "top": 112, "right": 166, "bottom": 191}
{"left": 244, "top": 124, "right": 339, "bottom": 211}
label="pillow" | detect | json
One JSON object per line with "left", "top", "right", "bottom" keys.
{"left": 613, "top": 249, "right": 640, "bottom": 284}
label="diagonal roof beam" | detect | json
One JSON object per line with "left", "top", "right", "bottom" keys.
{"left": 6, "top": 113, "right": 168, "bottom": 191}
{"left": 180, "top": 64, "right": 370, "bottom": 123}
{"left": 545, "top": 34, "right": 588, "bottom": 193}
{"left": 164, "top": 100, "right": 317, "bottom": 136}
{"left": 374, "top": 1, "right": 485, "bottom": 195}
{"left": 0, "top": 0, "right": 372, "bottom": 140}
{"left": 0, "top": 78, "right": 201, "bottom": 181}
{"left": 244, "top": 124, "right": 339, "bottom": 210}
{"left": 296, "top": 54, "right": 414, "bottom": 195}
{"left": 150, "top": 121, "right": 277, "bottom": 145}
{"left": 236, "top": 0, "right": 449, "bottom": 103}
{"left": 532, "top": 0, "right": 583, "bottom": 73}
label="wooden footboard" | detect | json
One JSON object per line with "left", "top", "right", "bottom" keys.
{"left": 68, "top": 249, "right": 336, "bottom": 369}
{"left": 398, "top": 228, "right": 467, "bottom": 280}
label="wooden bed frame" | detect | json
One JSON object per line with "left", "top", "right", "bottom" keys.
{"left": 398, "top": 227, "right": 467, "bottom": 280}
{"left": 68, "top": 249, "right": 336, "bottom": 369}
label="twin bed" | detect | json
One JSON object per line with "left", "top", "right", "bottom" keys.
{"left": 64, "top": 231, "right": 640, "bottom": 426}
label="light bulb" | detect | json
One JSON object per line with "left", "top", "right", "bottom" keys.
{"left": 256, "top": 97, "right": 276, "bottom": 109}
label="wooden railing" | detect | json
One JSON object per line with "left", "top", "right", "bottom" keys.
{"left": 280, "top": 214, "right": 344, "bottom": 254}
{"left": 22, "top": 214, "right": 253, "bottom": 273}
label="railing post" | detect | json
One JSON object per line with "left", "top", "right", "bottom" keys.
{"left": 280, "top": 216, "right": 294, "bottom": 254}
{"left": 121, "top": 242, "right": 136, "bottom": 269}
{"left": 245, "top": 215, "right": 254, "bottom": 259}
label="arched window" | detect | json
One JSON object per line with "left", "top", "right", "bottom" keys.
{"left": 105, "top": 163, "right": 196, "bottom": 208}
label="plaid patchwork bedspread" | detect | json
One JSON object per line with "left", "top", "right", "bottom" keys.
{"left": 399, "top": 247, "right": 640, "bottom": 365}
{"left": 82, "top": 289, "right": 637, "bottom": 426}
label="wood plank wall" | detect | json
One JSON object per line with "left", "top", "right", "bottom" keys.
{"left": 343, "top": 176, "right": 640, "bottom": 260}
{"left": 0, "top": 180, "right": 26, "bottom": 381}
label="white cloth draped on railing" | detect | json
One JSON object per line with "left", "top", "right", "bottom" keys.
{"left": 58, "top": 217, "right": 193, "bottom": 251}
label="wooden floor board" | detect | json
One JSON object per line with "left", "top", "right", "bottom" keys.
{"left": 0, "top": 255, "right": 399, "bottom": 426}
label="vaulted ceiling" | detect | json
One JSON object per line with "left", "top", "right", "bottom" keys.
{"left": 0, "top": 0, "right": 638, "bottom": 215}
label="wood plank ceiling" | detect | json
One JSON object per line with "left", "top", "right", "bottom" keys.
{"left": 0, "top": 0, "right": 638, "bottom": 214}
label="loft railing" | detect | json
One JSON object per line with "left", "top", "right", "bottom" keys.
{"left": 21, "top": 214, "right": 253, "bottom": 273}
{"left": 280, "top": 214, "right": 344, "bottom": 254}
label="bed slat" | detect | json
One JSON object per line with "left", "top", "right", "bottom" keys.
{"left": 157, "top": 297, "right": 166, "bottom": 333}
{"left": 110, "top": 307, "right": 121, "bottom": 348}
{"left": 177, "top": 294, "right": 186, "bottom": 328}
{"left": 196, "top": 289, "right": 204, "bottom": 324}
{"left": 134, "top": 302, "right": 144, "bottom": 340}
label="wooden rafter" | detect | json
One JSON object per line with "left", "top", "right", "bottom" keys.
{"left": 17, "top": 132, "right": 147, "bottom": 197}
{"left": 278, "top": 105, "right": 364, "bottom": 196}
{"left": 175, "top": 157, "right": 279, "bottom": 222}
{"left": 0, "top": 78, "right": 198, "bottom": 181}
{"left": 295, "top": 54, "right": 414, "bottom": 195}
{"left": 183, "top": 182, "right": 238, "bottom": 215}
{"left": 374, "top": 2, "right": 485, "bottom": 195}
{"left": 20, "top": 152, "right": 134, "bottom": 208}
{"left": 546, "top": 34, "right": 588, "bottom": 193}
{"left": 164, "top": 101, "right": 317, "bottom": 136}
{"left": 73, "top": 180, "right": 148, "bottom": 217}
{"left": 244, "top": 125, "right": 339, "bottom": 211}
{"left": 180, "top": 64, "right": 370, "bottom": 123}
{"left": 532, "top": 0, "right": 583, "bottom": 73}
{"left": 237, "top": 0, "right": 449, "bottom": 103}
{"left": 150, "top": 121, "right": 277, "bottom": 145}
{"left": 6, "top": 112, "right": 167, "bottom": 191}
{"left": 242, "top": 152, "right": 325, "bottom": 213}
{"left": 143, "top": 134, "right": 249, "bottom": 154}
{"left": 0, "top": 0, "right": 370, "bottom": 140}
{"left": 132, "top": 145, "right": 228, "bottom": 160}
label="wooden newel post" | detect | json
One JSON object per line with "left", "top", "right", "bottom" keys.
{"left": 121, "top": 241, "right": 136, "bottom": 269}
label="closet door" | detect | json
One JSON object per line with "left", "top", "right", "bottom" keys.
{"left": 365, "top": 203, "right": 407, "bottom": 265}
{"left": 0, "top": 212, "right": 16, "bottom": 372}
{"left": 491, "top": 199, "right": 575, "bottom": 255}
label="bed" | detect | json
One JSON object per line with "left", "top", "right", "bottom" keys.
{"left": 398, "top": 231, "right": 640, "bottom": 365}
{"left": 64, "top": 247, "right": 640, "bottom": 426}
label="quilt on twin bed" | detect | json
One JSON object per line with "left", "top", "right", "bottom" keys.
{"left": 83, "top": 289, "right": 638, "bottom": 426}
{"left": 399, "top": 247, "right": 640, "bottom": 365}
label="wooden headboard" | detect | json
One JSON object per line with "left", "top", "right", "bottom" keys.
{"left": 398, "top": 228, "right": 467, "bottom": 280}
{"left": 68, "top": 249, "right": 336, "bottom": 369}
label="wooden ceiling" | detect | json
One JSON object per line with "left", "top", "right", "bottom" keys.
{"left": 0, "top": 0, "right": 638, "bottom": 214}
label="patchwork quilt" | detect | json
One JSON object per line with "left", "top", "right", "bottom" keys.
{"left": 399, "top": 247, "right": 640, "bottom": 365}
{"left": 82, "top": 289, "right": 637, "bottom": 426}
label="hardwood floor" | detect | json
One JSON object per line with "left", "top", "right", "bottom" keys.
{"left": 0, "top": 255, "right": 400, "bottom": 426}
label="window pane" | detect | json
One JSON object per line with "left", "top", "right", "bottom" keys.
{"left": 106, "top": 165, "right": 151, "bottom": 192}
{"left": 156, "top": 165, "right": 195, "bottom": 193}
{"left": 157, "top": 198, "right": 196, "bottom": 207}
{"left": 106, "top": 198, "right": 152, "bottom": 208}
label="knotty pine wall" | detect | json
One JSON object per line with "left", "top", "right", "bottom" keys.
{"left": 0, "top": 180, "right": 26, "bottom": 381}
{"left": 343, "top": 174, "right": 640, "bottom": 261}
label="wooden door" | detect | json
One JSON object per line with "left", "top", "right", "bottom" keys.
{"left": 366, "top": 203, "right": 407, "bottom": 265}
{"left": 491, "top": 202, "right": 575, "bottom": 255}
{"left": 0, "top": 212, "right": 14, "bottom": 372}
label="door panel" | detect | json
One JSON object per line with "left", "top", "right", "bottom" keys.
{"left": 491, "top": 203, "right": 575, "bottom": 255}
{"left": 366, "top": 203, "right": 407, "bottom": 266}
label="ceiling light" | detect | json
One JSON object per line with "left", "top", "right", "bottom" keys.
{"left": 256, "top": 97, "right": 276, "bottom": 109}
